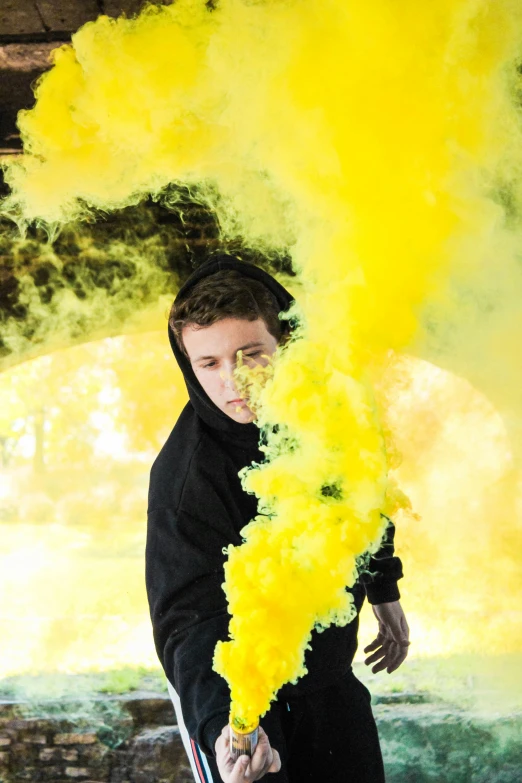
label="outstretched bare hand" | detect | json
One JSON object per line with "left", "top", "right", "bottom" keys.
{"left": 364, "top": 599, "right": 411, "bottom": 674}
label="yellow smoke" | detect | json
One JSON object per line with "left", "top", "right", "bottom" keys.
{"left": 3, "top": 0, "right": 522, "bottom": 727}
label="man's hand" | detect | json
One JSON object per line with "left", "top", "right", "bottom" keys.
{"left": 215, "top": 725, "right": 281, "bottom": 782}
{"left": 364, "top": 599, "right": 411, "bottom": 674}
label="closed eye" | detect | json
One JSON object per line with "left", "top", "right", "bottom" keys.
{"left": 201, "top": 351, "right": 261, "bottom": 369}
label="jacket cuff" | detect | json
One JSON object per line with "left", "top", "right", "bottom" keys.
{"left": 201, "top": 712, "right": 229, "bottom": 758}
{"left": 364, "top": 579, "right": 401, "bottom": 605}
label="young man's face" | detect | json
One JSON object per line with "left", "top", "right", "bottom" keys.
{"left": 182, "top": 317, "right": 278, "bottom": 423}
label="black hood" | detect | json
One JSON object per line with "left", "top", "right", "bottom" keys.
{"left": 168, "top": 254, "right": 295, "bottom": 444}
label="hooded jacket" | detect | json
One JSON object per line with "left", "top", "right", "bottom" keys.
{"left": 145, "top": 255, "right": 403, "bottom": 758}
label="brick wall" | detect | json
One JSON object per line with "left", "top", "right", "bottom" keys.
{"left": 0, "top": 692, "right": 193, "bottom": 783}
{"left": 1, "top": 689, "right": 520, "bottom": 782}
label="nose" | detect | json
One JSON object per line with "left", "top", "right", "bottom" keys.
{"left": 221, "top": 361, "right": 238, "bottom": 393}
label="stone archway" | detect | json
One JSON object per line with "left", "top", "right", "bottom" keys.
{"left": 0, "top": 197, "right": 222, "bottom": 372}
{"left": 1, "top": 6, "right": 522, "bottom": 462}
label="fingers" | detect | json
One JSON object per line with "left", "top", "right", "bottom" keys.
{"left": 228, "top": 755, "right": 250, "bottom": 783}
{"left": 246, "top": 727, "right": 283, "bottom": 780}
{"left": 248, "top": 730, "right": 273, "bottom": 779}
{"left": 364, "top": 633, "right": 390, "bottom": 665}
{"left": 364, "top": 643, "right": 388, "bottom": 673}
{"left": 364, "top": 645, "right": 385, "bottom": 665}
{"left": 363, "top": 633, "right": 385, "bottom": 653}
{"left": 364, "top": 637, "right": 394, "bottom": 671}
{"left": 215, "top": 727, "right": 247, "bottom": 783}
{"left": 219, "top": 727, "right": 280, "bottom": 782}
{"left": 386, "top": 644, "right": 409, "bottom": 673}
{"left": 390, "top": 618, "right": 410, "bottom": 648}
{"left": 365, "top": 639, "right": 410, "bottom": 674}
{"left": 268, "top": 748, "right": 282, "bottom": 773}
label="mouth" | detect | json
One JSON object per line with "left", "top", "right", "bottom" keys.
{"left": 228, "top": 398, "right": 246, "bottom": 405}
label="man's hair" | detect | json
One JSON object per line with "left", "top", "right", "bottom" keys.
{"left": 170, "top": 268, "right": 288, "bottom": 356}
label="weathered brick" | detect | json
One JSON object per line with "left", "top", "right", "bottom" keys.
{"left": 54, "top": 733, "right": 97, "bottom": 745}
{"left": 65, "top": 766, "right": 91, "bottom": 777}
{"left": 16, "top": 766, "right": 38, "bottom": 779}
{"left": 30, "top": 718, "right": 57, "bottom": 733}
{"left": 79, "top": 744, "right": 108, "bottom": 762}
{"left": 40, "top": 745, "right": 79, "bottom": 761}
{"left": 8, "top": 718, "right": 42, "bottom": 731}
{"left": 38, "top": 748, "right": 78, "bottom": 761}
{"left": 62, "top": 748, "right": 80, "bottom": 762}
{"left": 40, "top": 764, "right": 63, "bottom": 779}
{"left": 21, "top": 732, "right": 47, "bottom": 744}
{"left": 39, "top": 746, "right": 60, "bottom": 761}
{"left": 10, "top": 740, "right": 39, "bottom": 762}
{"left": 0, "top": 736, "right": 11, "bottom": 746}
{"left": 10, "top": 741, "right": 29, "bottom": 755}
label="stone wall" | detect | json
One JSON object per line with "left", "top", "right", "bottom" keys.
{"left": 0, "top": 690, "right": 520, "bottom": 783}
{"left": 0, "top": 691, "right": 193, "bottom": 783}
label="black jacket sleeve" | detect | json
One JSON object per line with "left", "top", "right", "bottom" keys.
{"left": 359, "top": 515, "right": 404, "bottom": 605}
{"left": 145, "top": 505, "right": 231, "bottom": 757}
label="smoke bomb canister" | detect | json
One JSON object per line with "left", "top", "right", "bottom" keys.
{"left": 229, "top": 721, "right": 259, "bottom": 762}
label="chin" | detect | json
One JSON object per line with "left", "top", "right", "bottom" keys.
{"left": 226, "top": 405, "right": 256, "bottom": 424}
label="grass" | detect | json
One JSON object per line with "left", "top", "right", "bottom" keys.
{"left": 1, "top": 654, "right": 521, "bottom": 715}
{"left": 0, "top": 665, "right": 167, "bottom": 702}
{"left": 355, "top": 652, "right": 522, "bottom": 713}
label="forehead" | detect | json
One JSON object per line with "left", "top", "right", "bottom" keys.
{"left": 182, "top": 317, "right": 272, "bottom": 359}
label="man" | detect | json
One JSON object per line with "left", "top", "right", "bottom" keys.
{"left": 146, "top": 253, "right": 410, "bottom": 783}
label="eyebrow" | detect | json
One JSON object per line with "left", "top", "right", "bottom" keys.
{"left": 194, "top": 341, "right": 266, "bottom": 363}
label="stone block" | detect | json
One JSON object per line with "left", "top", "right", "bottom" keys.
{"left": 65, "top": 767, "right": 91, "bottom": 778}
{"left": 9, "top": 717, "right": 43, "bottom": 731}
{"left": 78, "top": 744, "right": 109, "bottom": 764}
{"left": 0, "top": 750, "right": 10, "bottom": 764}
{"left": 0, "top": 736, "right": 11, "bottom": 745}
{"left": 40, "top": 747, "right": 62, "bottom": 761}
{"left": 10, "top": 741, "right": 30, "bottom": 755}
{"left": 103, "top": 1, "right": 170, "bottom": 20}
{"left": 129, "top": 725, "right": 193, "bottom": 783}
{"left": 40, "top": 745, "right": 79, "bottom": 763}
{"left": 116, "top": 694, "right": 175, "bottom": 727}
{"left": 62, "top": 748, "right": 80, "bottom": 762}
{"left": 0, "top": 0, "right": 44, "bottom": 36}
{"left": 35, "top": 0, "right": 99, "bottom": 33}
{"left": 16, "top": 766, "right": 38, "bottom": 779}
{"left": 21, "top": 732, "right": 47, "bottom": 744}
{"left": 10, "top": 740, "right": 39, "bottom": 762}
{"left": 109, "top": 751, "right": 131, "bottom": 783}
{"left": 54, "top": 733, "right": 97, "bottom": 745}
{"left": 40, "top": 764, "right": 64, "bottom": 780}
